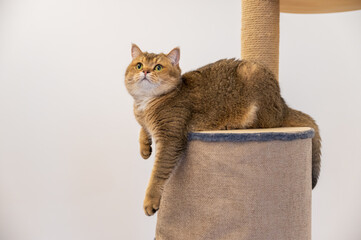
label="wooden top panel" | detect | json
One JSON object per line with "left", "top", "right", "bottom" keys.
{"left": 280, "top": 0, "right": 361, "bottom": 13}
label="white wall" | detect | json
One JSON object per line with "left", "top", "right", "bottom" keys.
{"left": 0, "top": 0, "right": 360, "bottom": 239}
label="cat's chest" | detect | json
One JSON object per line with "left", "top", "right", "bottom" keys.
{"left": 134, "top": 97, "right": 155, "bottom": 112}
{"left": 134, "top": 105, "right": 157, "bottom": 136}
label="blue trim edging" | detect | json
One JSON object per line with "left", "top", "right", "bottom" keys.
{"left": 188, "top": 129, "right": 315, "bottom": 142}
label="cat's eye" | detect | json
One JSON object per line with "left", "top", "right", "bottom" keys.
{"left": 154, "top": 64, "right": 163, "bottom": 72}
{"left": 136, "top": 63, "right": 143, "bottom": 70}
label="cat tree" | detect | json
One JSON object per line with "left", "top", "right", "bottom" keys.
{"left": 155, "top": 1, "right": 361, "bottom": 239}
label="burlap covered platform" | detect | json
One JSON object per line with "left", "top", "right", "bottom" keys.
{"left": 156, "top": 127, "right": 313, "bottom": 240}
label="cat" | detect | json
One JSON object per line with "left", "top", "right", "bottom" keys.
{"left": 125, "top": 44, "right": 321, "bottom": 216}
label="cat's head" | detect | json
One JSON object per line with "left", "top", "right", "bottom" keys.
{"left": 125, "top": 44, "right": 181, "bottom": 100}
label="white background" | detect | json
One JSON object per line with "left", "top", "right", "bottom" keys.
{"left": 1, "top": 0, "right": 361, "bottom": 239}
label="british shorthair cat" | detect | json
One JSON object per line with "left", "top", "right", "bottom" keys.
{"left": 125, "top": 44, "right": 321, "bottom": 216}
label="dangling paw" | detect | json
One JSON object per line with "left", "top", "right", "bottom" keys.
{"left": 143, "top": 190, "right": 161, "bottom": 216}
{"left": 140, "top": 143, "right": 152, "bottom": 159}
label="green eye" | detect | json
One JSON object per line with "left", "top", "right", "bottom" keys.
{"left": 136, "top": 63, "right": 143, "bottom": 70}
{"left": 154, "top": 64, "right": 163, "bottom": 71}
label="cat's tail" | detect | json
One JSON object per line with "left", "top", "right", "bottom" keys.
{"left": 282, "top": 107, "right": 321, "bottom": 189}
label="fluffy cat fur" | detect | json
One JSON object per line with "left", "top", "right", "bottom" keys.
{"left": 125, "top": 44, "right": 321, "bottom": 216}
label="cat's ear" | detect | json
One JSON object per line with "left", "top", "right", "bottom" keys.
{"left": 167, "top": 47, "right": 180, "bottom": 65}
{"left": 131, "top": 44, "right": 142, "bottom": 59}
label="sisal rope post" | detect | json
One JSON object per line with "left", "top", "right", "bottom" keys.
{"left": 241, "top": 0, "right": 280, "bottom": 79}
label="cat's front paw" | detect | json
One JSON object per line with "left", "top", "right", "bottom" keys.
{"left": 140, "top": 143, "right": 152, "bottom": 159}
{"left": 143, "top": 191, "right": 161, "bottom": 216}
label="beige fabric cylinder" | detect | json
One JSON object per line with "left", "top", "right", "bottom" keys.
{"left": 241, "top": 0, "right": 280, "bottom": 79}
{"left": 156, "top": 128, "right": 312, "bottom": 240}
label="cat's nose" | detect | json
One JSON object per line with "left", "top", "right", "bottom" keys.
{"left": 143, "top": 70, "right": 150, "bottom": 76}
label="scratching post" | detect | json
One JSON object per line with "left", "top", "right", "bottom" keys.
{"left": 241, "top": 0, "right": 280, "bottom": 79}
{"left": 155, "top": 1, "right": 361, "bottom": 239}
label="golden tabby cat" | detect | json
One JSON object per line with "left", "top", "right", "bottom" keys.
{"left": 125, "top": 44, "right": 321, "bottom": 216}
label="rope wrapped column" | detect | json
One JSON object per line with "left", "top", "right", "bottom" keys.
{"left": 241, "top": 0, "right": 280, "bottom": 79}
